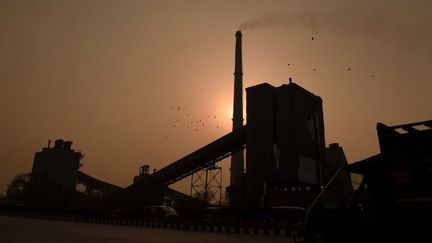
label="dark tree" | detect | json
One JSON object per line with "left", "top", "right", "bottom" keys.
{"left": 6, "top": 173, "right": 31, "bottom": 201}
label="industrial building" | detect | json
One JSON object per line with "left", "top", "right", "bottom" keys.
{"left": 22, "top": 30, "right": 352, "bottom": 211}
{"left": 30, "top": 139, "right": 83, "bottom": 193}
{"left": 27, "top": 139, "right": 83, "bottom": 204}
{"left": 127, "top": 30, "right": 350, "bottom": 209}
{"left": 244, "top": 81, "right": 326, "bottom": 207}
{"left": 27, "top": 139, "right": 123, "bottom": 207}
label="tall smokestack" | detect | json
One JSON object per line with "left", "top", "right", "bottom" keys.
{"left": 230, "top": 31, "right": 245, "bottom": 186}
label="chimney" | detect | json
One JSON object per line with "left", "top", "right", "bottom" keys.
{"left": 230, "top": 31, "right": 245, "bottom": 186}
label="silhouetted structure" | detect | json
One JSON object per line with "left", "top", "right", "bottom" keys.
{"left": 228, "top": 31, "right": 245, "bottom": 203}
{"left": 323, "top": 143, "right": 353, "bottom": 197}
{"left": 133, "top": 165, "right": 150, "bottom": 184}
{"left": 76, "top": 171, "right": 122, "bottom": 195}
{"left": 190, "top": 165, "right": 222, "bottom": 205}
{"left": 127, "top": 32, "right": 347, "bottom": 209}
{"left": 30, "top": 139, "right": 83, "bottom": 192}
{"left": 26, "top": 139, "right": 121, "bottom": 207}
{"left": 128, "top": 127, "right": 246, "bottom": 191}
{"left": 303, "top": 119, "right": 432, "bottom": 243}
{"left": 128, "top": 80, "right": 334, "bottom": 209}
{"left": 28, "top": 139, "right": 83, "bottom": 204}
{"left": 20, "top": 31, "right": 356, "bottom": 212}
{"left": 245, "top": 81, "right": 325, "bottom": 208}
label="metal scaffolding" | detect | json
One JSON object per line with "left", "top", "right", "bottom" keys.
{"left": 190, "top": 165, "right": 222, "bottom": 205}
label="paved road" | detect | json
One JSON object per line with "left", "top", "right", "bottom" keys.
{"left": 0, "top": 216, "right": 293, "bottom": 243}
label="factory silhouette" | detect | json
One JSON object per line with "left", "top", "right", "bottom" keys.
{"left": 23, "top": 31, "right": 350, "bottom": 211}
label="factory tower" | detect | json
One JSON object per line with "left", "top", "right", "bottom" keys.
{"left": 230, "top": 31, "right": 245, "bottom": 187}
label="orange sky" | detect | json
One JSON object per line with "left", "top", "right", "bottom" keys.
{"left": 1, "top": 0, "right": 431, "bottom": 195}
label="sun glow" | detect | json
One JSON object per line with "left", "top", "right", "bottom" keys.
{"left": 226, "top": 106, "right": 233, "bottom": 121}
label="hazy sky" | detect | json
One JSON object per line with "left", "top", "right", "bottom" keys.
{"left": 1, "top": 0, "right": 431, "bottom": 195}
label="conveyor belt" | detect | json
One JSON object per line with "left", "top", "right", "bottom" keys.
{"left": 128, "top": 125, "right": 247, "bottom": 191}
{"left": 77, "top": 171, "right": 123, "bottom": 193}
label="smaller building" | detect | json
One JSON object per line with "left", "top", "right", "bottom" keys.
{"left": 323, "top": 143, "right": 350, "bottom": 185}
{"left": 322, "top": 143, "right": 354, "bottom": 207}
{"left": 133, "top": 164, "right": 151, "bottom": 184}
{"left": 29, "top": 139, "right": 83, "bottom": 197}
